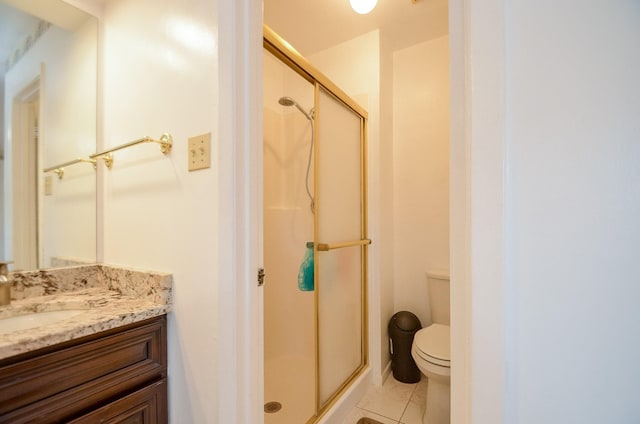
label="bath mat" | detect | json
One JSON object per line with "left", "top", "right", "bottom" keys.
{"left": 356, "top": 418, "right": 385, "bottom": 424}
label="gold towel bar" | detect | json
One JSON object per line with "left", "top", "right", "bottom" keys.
{"left": 316, "top": 239, "right": 371, "bottom": 251}
{"left": 91, "top": 133, "right": 173, "bottom": 169}
{"left": 44, "top": 158, "right": 97, "bottom": 179}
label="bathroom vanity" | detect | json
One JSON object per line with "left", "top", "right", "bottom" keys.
{"left": 0, "top": 265, "right": 172, "bottom": 423}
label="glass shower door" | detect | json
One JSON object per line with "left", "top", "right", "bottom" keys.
{"left": 264, "top": 26, "right": 369, "bottom": 422}
{"left": 315, "top": 85, "right": 367, "bottom": 408}
{"left": 263, "top": 48, "right": 317, "bottom": 424}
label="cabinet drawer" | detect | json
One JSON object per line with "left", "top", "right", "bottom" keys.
{"left": 0, "top": 316, "right": 166, "bottom": 423}
{"left": 69, "top": 378, "right": 167, "bottom": 424}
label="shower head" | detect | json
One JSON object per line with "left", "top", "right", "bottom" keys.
{"left": 278, "top": 97, "right": 295, "bottom": 107}
{"left": 278, "top": 96, "right": 313, "bottom": 121}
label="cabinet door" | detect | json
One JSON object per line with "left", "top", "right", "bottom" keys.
{"left": 69, "top": 379, "right": 167, "bottom": 424}
{"left": 0, "top": 316, "right": 167, "bottom": 422}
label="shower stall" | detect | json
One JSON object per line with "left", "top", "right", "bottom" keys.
{"left": 263, "top": 27, "right": 370, "bottom": 424}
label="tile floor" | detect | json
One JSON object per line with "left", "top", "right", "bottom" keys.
{"left": 342, "top": 376, "right": 427, "bottom": 424}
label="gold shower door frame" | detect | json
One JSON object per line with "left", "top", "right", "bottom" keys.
{"left": 263, "top": 25, "right": 370, "bottom": 423}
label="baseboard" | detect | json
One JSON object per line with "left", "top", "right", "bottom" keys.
{"left": 382, "top": 360, "right": 392, "bottom": 384}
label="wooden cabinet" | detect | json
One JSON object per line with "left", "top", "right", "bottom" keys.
{"left": 0, "top": 315, "right": 167, "bottom": 424}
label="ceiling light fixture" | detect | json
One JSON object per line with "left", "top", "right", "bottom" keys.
{"left": 350, "top": 0, "right": 378, "bottom": 14}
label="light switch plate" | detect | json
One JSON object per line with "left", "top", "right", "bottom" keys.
{"left": 188, "top": 132, "right": 211, "bottom": 171}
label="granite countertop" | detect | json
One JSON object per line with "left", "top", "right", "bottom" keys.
{"left": 0, "top": 264, "right": 172, "bottom": 360}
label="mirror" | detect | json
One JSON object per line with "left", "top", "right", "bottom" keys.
{"left": 0, "top": 0, "right": 97, "bottom": 271}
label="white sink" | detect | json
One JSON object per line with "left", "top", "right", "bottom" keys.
{"left": 0, "top": 310, "right": 85, "bottom": 335}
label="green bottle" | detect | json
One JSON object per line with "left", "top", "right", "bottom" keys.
{"left": 298, "top": 242, "right": 314, "bottom": 291}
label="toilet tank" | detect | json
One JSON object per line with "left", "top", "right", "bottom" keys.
{"left": 427, "top": 270, "right": 450, "bottom": 325}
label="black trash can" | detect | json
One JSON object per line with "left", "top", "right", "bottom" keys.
{"left": 388, "top": 311, "right": 422, "bottom": 383}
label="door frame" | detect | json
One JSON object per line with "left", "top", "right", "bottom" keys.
{"left": 226, "top": 0, "right": 510, "bottom": 423}
{"left": 10, "top": 76, "right": 42, "bottom": 270}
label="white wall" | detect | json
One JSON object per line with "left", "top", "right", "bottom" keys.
{"left": 309, "top": 30, "right": 394, "bottom": 381}
{"left": 392, "top": 36, "right": 450, "bottom": 328}
{"left": 450, "top": 0, "right": 640, "bottom": 422}
{"left": 378, "top": 29, "right": 395, "bottom": 381}
{"left": 505, "top": 1, "right": 640, "bottom": 422}
{"left": 101, "top": 0, "right": 219, "bottom": 421}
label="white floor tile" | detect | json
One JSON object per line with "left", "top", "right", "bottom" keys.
{"left": 356, "top": 376, "right": 417, "bottom": 421}
{"left": 400, "top": 378, "right": 427, "bottom": 424}
{"left": 400, "top": 401, "right": 424, "bottom": 424}
{"left": 410, "top": 378, "right": 427, "bottom": 406}
{"left": 342, "top": 407, "right": 398, "bottom": 424}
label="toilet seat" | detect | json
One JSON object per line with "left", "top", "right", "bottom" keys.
{"left": 413, "top": 324, "right": 450, "bottom": 368}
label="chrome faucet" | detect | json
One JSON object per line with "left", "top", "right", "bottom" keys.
{"left": 0, "top": 261, "right": 12, "bottom": 306}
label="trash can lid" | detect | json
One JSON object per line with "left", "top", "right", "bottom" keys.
{"left": 392, "top": 311, "right": 421, "bottom": 331}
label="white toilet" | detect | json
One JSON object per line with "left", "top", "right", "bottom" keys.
{"left": 411, "top": 270, "right": 450, "bottom": 424}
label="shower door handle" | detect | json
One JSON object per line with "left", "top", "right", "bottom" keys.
{"left": 316, "top": 239, "right": 371, "bottom": 252}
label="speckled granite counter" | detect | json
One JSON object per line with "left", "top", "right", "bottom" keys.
{"left": 0, "top": 264, "right": 172, "bottom": 360}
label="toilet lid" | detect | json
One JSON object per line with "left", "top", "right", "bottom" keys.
{"left": 414, "top": 324, "right": 450, "bottom": 366}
